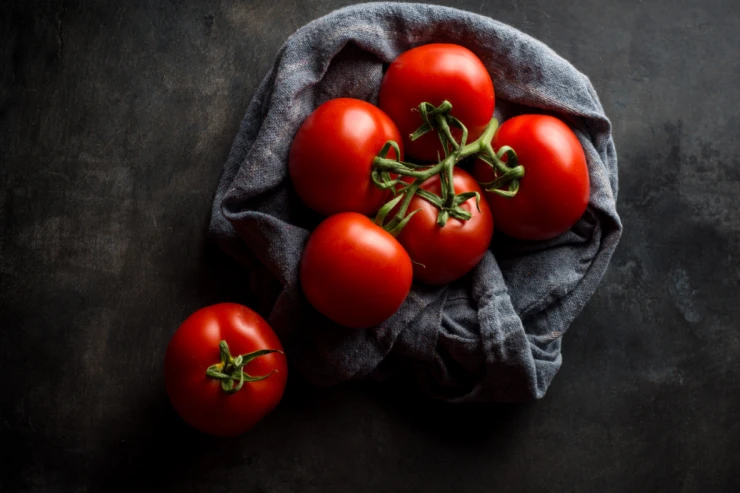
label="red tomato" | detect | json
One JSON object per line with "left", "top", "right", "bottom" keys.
{"left": 379, "top": 44, "right": 495, "bottom": 163}
{"left": 289, "top": 98, "right": 402, "bottom": 216}
{"left": 396, "top": 168, "right": 493, "bottom": 285}
{"left": 473, "top": 115, "right": 590, "bottom": 241}
{"left": 300, "top": 212, "right": 413, "bottom": 329}
{"left": 164, "top": 303, "right": 288, "bottom": 437}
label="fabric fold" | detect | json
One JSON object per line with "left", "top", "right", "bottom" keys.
{"left": 209, "top": 2, "right": 622, "bottom": 401}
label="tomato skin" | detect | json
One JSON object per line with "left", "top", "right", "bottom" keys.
{"left": 379, "top": 44, "right": 495, "bottom": 163}
{"left": 289, "top": 98, "right": 402, "bottom": 216}
{"left": 473, "top": 115, "right": 590, "bottom": 241}
{"left": 300, "top": 212, "right": 413, "bottom": 329}
{"left": 164, "top": 303, "right": 288, "bottom": 437}
{"left": 396, "top": 169, "right": 493, "bottom": 285}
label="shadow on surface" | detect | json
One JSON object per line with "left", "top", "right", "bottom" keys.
{"left": 86, "top": 230, "right": 532, "bottom": 491}
{"left": 360, "top": 375, "right": 533, "bottom": 449}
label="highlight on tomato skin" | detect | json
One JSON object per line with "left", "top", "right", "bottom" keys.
{"left": 379, "top": 43, "right": 495, "bottom": 163}
{"left": 473, "top": 114, "right": 590, "bottom": 241}
{"left": 288, "top": 98, "right": 403, "bottom": 217}
{"left": 163, "top": 303, "right": 288, "bottom": 437}
{"left": 299, "top": 212, "right": 413, "bottom": 329}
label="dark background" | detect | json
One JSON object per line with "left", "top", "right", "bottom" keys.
{"left": 2, "top": 0, "right": 739, "bottom": 491}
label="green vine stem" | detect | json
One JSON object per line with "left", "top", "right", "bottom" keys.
{"left": 476, "top": 144, "right": 526, "bottom": 198}
{"left": 205, "top": 340, "right": 282, "bottom": 394}
{"left": 371, "top": 101, "right": 525, "bottom": 234}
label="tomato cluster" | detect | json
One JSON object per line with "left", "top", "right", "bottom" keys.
{"left": 163, "top": 43, "right": 591, "bottom": 438}
{"left": 293, "top": 43, "right": 590, "bottom": 329}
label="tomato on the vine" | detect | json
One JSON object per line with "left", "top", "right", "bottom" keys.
{"left": 164, "top": 303, "right": 288, "bottom": 437}
{"left": 300, "top": 212, "right": 413, "bottom": 329}
{"left": 473, "top": 114, "right": 590, "bottom": 241}
{"left": 289, "top": 98, "right": 402, "bottom": 216}
{"left": 379, "top": 44, "right": 495, "bottom": 163}
{"left": 395, "top": 168, "right": 493, "bottom": 285}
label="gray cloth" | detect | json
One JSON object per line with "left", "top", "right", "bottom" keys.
{"left": 208, "top": 2, "right": 622, "bottom": 402}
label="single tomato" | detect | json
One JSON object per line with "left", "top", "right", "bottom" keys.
{"left": 164, "top": 303, "right": 288, "bottom": 437}
{"left": 379, "top": 43, "right": 495, "bottom": 162}
{"left": 300, "top": 212, "right": 413, "bottom": 329}
{"left": 396, "top": 168, "right": 493, "bottom": 285}
{"left": 289, "top": 98, "right": 402, "bottom": 216}
{"left": 473, "top": 114, "right": 590, "bottom": 241}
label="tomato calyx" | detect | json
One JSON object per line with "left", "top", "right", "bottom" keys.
{"left": 205, "top": 340, "right": 282, "bottom": 394}
{"left": 476, "top": 144, "right": 525, "bottom": 198}
{"left": 410, "top": 101, "right": 468, "bottom": 153}
{"left": 371, "top": 100, "right": 523, "bottom": 234}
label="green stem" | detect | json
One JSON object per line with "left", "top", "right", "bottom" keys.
{"left": 371, "top": 101, "right": 522, "bottom": 234}
{"left": 205, "top": 340, "right": 282, "bottom": 394}
{"left": 435, "top": 113, "right": 458, "bottom": 156}
{"left": 372, "top": 117, "right": 500, "bottom": 186}
{"left": 373, "top": 157, "right": 442, "bottom": 179}
{"left": 392, "top": 180, "right": 421, "bottom": 222}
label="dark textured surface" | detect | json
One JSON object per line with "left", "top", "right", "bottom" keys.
{"left": 1, "top": 0, "right": 738, "bottom": 491}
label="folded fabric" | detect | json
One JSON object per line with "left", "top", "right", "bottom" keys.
{"left": 209, "top": 2, "right": 622, "bottom": 402}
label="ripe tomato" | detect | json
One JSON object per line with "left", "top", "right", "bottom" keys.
{"left": 164, "top": 303, "right": 288, "bottom": 437}
{"left": 289, "top": 98, "right": 402, "bottom": 216}
{"left": 379, "top": 44, "right": 495, "bottom": 163}
{"left": 473, "top": 115, "right": 590, "bottom": 241}
{"left": 300, "top": 212, "right": 413, "bottom": 329}
{"left": 395, "top": 168, "right": 493, "bottom": 285}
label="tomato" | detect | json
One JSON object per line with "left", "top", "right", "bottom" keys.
{"left": 379, "top": 44, "right": 495, "bottom": 163}
{"left": 164, "top": 303, "right": 288, "bottom": 437}
{"left": 473, "top": 115, "right": 590, "bottom": 241}
{"left": 289, "top": 98, "right": 402, "bottom": 216}
{"left": 300, "top": 212, "right": 412, "bottom": 329}
{"left": 395, "top": 168, "right": 493, "bottom": 285}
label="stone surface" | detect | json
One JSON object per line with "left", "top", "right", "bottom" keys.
{"left": 1, "top": 0, "right": 739, "bottom": 491}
